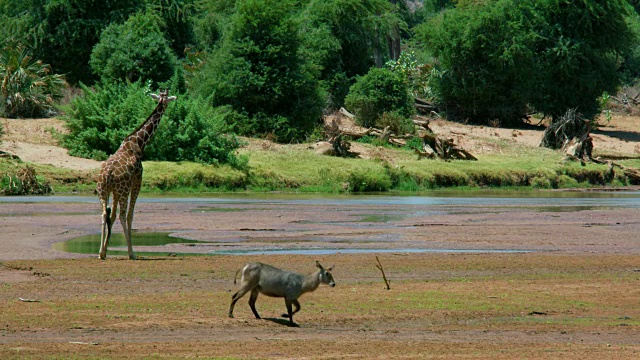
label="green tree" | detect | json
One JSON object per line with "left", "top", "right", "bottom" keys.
{"left": 62, "top": 80, "right": 244, "bottom": 166}
{"left": 0, "top": 0, "right": 45, "bottom": 50}
{"left": 530, "top": 0, "right": 634, "bottom": 120}
{"left": 35, "top": 0, "right": 143, "bottom": 84}
{"left": 1, "top": 0, "right": 194, "bottom": 85}
{"left": 0, "top": 45, "right": 66, "bottom": 118}
{"left": 150, "top": 0, "right": 197, "bottom": 56}
{"left": 191, "top": 0, "right": 236, "bottom": 51}
{"left": 344, "top": 67, "right": 414, "bottom": 128}
{"left": 193, "top": 0, "right": 324, "bottom": 142}
{"left": 419, "top": 0, "right": 634, "bottom": 125}
{"left": 90, "top": 10, "right": 178, "bottom": 86}
{"left": 298, "top": 0, "right": 403, "bottom": 108}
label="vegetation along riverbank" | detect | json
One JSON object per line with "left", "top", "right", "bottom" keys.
{"left": 2, "top": 0, "right": 640, "bottom": 194}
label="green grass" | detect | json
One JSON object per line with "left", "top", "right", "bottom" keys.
{"left": 0, "top": 139, "right": 632, "bottom": 194}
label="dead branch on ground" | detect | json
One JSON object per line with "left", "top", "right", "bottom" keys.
{"left": 375, "top": 256, "right": 391, "bottom": 290}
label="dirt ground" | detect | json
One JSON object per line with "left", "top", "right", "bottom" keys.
{"left": 1, "top": 116, "right": 640, "bottom": 359}
{"left": 1, "top": 196, "right": 640, "bottom": 359}
{"left": 3, "top": 114, "right": 640, "bottom": 170}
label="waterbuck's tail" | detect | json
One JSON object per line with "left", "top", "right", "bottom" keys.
{"left": 233, "top": 268, "right": 242, "bottom": 285}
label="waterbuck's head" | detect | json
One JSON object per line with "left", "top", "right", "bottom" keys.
{"left": 316, "top": 261, "right": 336, "bottom": 287}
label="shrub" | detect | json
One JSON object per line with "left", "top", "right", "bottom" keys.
{"left": 148, "top": 102, "right": 248, "bottom": 168}
{"left": 61, "top": 81, "right": 154, "bottom": 160}
{"left": 378, "top": 111, "right": 416, "bottom": 136}
{"left": 0, "top": 165, "right": 53, "bottom": 195}
{"left": 61, "top": 80, "right": 245, "bottom": 167}
{"left": 89, "top": 10, "right": 178, "bottom": 86}
{"left": 192, "top": 0, "right": 324, "bottom": 143}
{"left": 344, "top": 67, "right": 414, "bottom": 128}
{"left": 419, "top": 0, "right": 633, "bottom": 125}
{"left": 0, "top": 45, "right": 66, "bottom": 118}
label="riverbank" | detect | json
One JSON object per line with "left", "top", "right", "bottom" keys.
{"left": 2, "top": 116, "right": 640, "bottom": 194}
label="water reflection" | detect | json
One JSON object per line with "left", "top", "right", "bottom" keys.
{"left": 53, "top": 232, "right": 203, "bottom": 256}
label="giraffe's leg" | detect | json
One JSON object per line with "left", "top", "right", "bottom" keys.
{"left": 125, "top": 180, "right": 141, "bottom": 260}
{"left": 98, "top": 196, "right": 110, "bottom": 260}
{"left": 118, "top": 196, "right": 135, "bottom": 260}
{"left": 100, "top": 197, "right": 118, "bottom": 260}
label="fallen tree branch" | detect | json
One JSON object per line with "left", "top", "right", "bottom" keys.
{"left": 375, "top": 256, "right": 391, "bottom": 290}
{"left": 19, "top": 297, "right": 40, "bottom": 302}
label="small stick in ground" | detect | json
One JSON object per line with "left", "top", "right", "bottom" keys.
{"left": 19, "top": 297, "right": 40, "bottom": 302}
{"left": 375, "top": 256, "right": 391, "bottom": 290}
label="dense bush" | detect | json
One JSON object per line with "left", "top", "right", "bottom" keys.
{"left": 62, "top": 80, "right": 244, "bottom": 167}
{"left": 419, "top": 0, "right": 633, "bottom": 125}
{"left": 90, "top": 10, "right": 178, "bottom": 86}
{"left": 0, "top": 45, "right": 66, "bottom": 118}
{"left": 344, "top": 67, "right": 414, "bottom": 128}
{"left": 192, "top": 0, "right": 324, "bottom": 143}
{"left": 30, "top": 0, "right": 144, "bottom": 84}
{"left": 148, "top": 102, "right": 248, "bottom": 168}
{"left": 297, "top": 0, "right": 402, "bottom": 108}
{"left": 418, "top": 0, "right": 540, "bottom": 125}
{"left": 0, "top": 0, "right": 196, "bottom": 85}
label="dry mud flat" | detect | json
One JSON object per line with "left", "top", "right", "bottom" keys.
{"left": 0, "top": 196, "right": 639, "bottom": 359}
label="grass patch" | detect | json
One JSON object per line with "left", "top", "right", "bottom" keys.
{"left": 1, "top": 139, "right": 632, "bottom": 194}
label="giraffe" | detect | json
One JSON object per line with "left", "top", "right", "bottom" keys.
{"left": 96, "top": 89, "right": 176, "bottom": 260}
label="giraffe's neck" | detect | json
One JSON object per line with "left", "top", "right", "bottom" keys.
{"left": 124, "top": 101, "right": 167, "bottom": 154}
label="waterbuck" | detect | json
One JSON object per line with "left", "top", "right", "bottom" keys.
{"left": 228, "top": 261, "right": 336, "bottom": 325}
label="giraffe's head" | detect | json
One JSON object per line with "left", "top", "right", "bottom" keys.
{"left": 150, "top": 89, "right": 177, "bottom": 105}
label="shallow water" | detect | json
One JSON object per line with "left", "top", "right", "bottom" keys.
{"left": 3, "top": 189, "right": 640, "bottom": 207}
{"left": 208, "top": 248, "right": 532, "bottom": 256}
{"left": 8, "top": 190, "right": 639, "bottom": 256}
{"left": 54, "top": 231, "right": 531, "bottom": 256}
{"left": 53, "top": 232, "right": 204, "bottom": 257}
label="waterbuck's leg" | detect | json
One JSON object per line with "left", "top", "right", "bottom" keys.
{"left": 284, "top": 298, "right": 297, "bottom": 326}
{"left": 282, "top": 299, "right": 301, "bottom": 318}
{"left": 229, "top": 286, "right": 252, "bottom": 318}
{"left": 248, "top": 289, "right": 261, "bottom": 319}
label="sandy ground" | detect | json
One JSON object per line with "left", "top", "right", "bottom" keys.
{"left": 0, "top": 118, "right": 101, "bottom": 171}
{"left": 3, "top": 114, "right": 640, "bottom": 171}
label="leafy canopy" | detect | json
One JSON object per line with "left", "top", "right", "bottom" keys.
{"left": 90, "top": 10, "right": 178, "bottom": 86}
{"left": 419, "top": 0, "right": 634, "bottom": 125}
{"left": 345, "top": 67, "right": 414, "bottom": 128}
{"left": 62, "top": 80, "right": 244, "bottom": 167}
{"left": 192, "top": 0, "right": 323, "bottom": 142}
{"left": 0, "top": 45, "right": 66, "bottom": 118}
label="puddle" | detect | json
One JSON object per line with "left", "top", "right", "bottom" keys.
{"left": 208, "top": 248, "right": 532, "bottom": 255}
{"left": 357, "top": 214, "right": 407, "bottom": 223}
{"left": 1, "top": 212, "right": 95, "bottom": 217}
{"left": 191, "top": 207, "right": 250, "bottom": 213}
{"left": 53, "top": 232, "right": 204, "bottom": 257}
{"left": 55, "top": 232, "right": 532, "bottom": 257}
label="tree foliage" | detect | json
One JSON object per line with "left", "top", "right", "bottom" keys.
{"left": 419, "top": 0, "right": 634, "bottom": 125}
{"left": 90, "top": 10, "right": 178, "bottom": 86}
{"left": 0, "top": 45, "right": 66, "bottom": 118}
{"left": 62, "top": 80, "right": 244, "bottom": 166}
{"left": 345, "top": 67, "right": 414, "bottom": 128}
{"left": 297, "top": 0, "right": 403, "bottom": 108}
{"left": 193, "top": 0, "right": 323, "bottom": 142}
{"left": 36, "top": 0, "right": 143, "bottom": 84}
